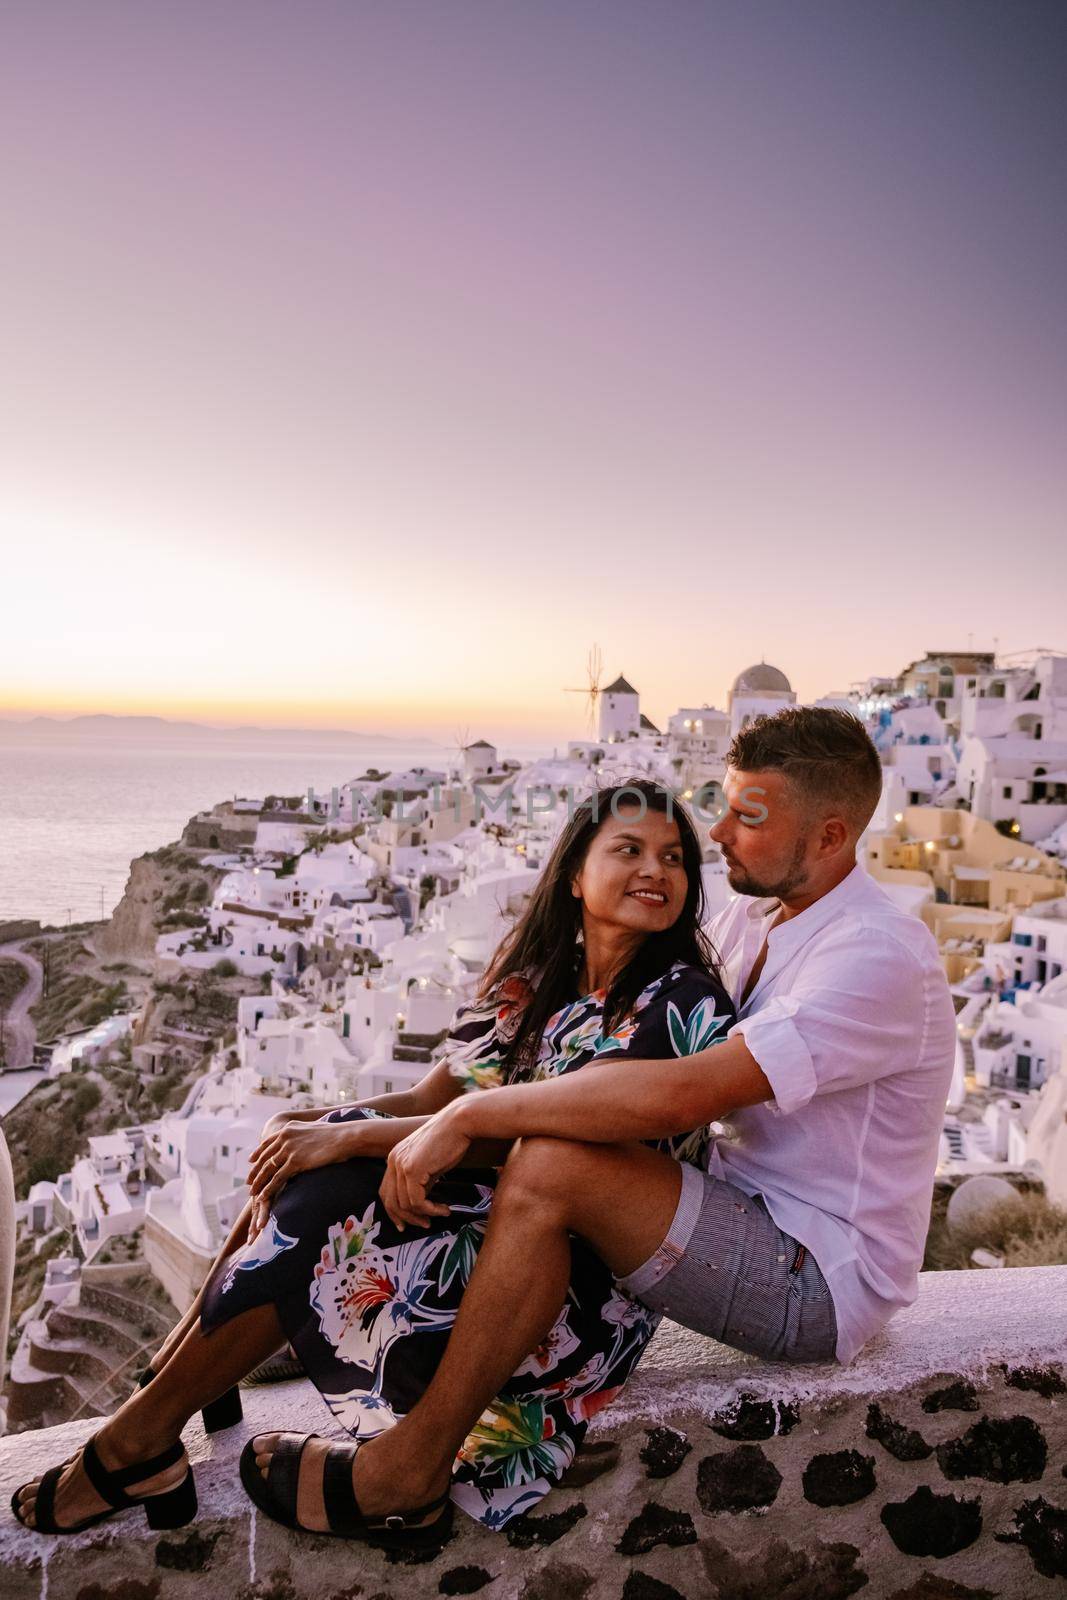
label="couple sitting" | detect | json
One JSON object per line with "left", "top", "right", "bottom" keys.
{"left": 13, "top": 706, "right": 956, "bottom": 1552}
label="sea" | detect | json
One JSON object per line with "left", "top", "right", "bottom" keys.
{"left": 0, "top": 729, "right": 552, "bottom": 927}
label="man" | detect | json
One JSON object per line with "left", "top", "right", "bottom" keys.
{"left": 259, "top": 706, "right": 958, "bottom": 1528}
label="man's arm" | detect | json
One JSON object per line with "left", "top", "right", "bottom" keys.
{"left": 450, "top": 1033, "right": 772, "bottom": 1145}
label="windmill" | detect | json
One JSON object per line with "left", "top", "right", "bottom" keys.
{"left": 451, "top": 722, "right": 471, "bottom": 781}
{"left": 564, "top": 644, "right": 605, "bottom": 736}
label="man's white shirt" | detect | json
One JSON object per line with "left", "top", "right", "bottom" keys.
{"left": 706, "top": 861, "right": 957, "bottom": 1362}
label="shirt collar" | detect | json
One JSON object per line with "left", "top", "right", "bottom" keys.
{"left": 742, "top": 861, "right": 866, "bottom": 946}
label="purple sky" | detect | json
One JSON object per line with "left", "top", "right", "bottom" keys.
{"left": 2, "top": 1, "right": 1065, "bottom": 740}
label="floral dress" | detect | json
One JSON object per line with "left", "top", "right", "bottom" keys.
{"left": 199, "top": 959, "right": 734, "bottom": 1528}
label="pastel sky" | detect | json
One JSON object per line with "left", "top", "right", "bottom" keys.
{"left": 2, "top": 1, "right": 1065, "bottom": 742}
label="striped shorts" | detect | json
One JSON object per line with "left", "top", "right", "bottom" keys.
{"left": 616, "top": 1160, "right": 839, "bottom": 1363}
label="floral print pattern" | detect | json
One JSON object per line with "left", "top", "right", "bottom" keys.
{"left": 200, "top": 959, "right": 733, "bottom": 1527}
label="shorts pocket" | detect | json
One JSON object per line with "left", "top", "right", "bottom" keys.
{"left": 783, "top": 1276, "right": 838, "bottom": 1362}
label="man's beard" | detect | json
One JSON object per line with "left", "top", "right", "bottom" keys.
{"left": 726, "top": 836, "right": 809, "bottom": 901}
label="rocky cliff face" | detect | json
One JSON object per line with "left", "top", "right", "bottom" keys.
{"left": 93, "top": 854, "right": 170, "bottom": 961}
{"left": 94, "top": 838, "right": 225, "bottom": 965}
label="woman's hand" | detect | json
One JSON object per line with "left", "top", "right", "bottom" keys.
{"left": 379, "top": 1103, "right": 473, "bottom": 1231}
{"left": 246, "top": 1119, "right": 356, "bottom": 1235}
{"left": 256, "top": 1110, "right": 299, "bottom": 1147}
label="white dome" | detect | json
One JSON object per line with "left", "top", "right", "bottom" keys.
{"left": 732, "top": 662, "right": 793, "bottom": 695}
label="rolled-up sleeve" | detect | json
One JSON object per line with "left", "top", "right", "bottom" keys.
{"left": 728, "top": 997, "right": 817, "bottom": 1115}
{"left": 728, "top": 927, "right": 927, "bottom": 1115}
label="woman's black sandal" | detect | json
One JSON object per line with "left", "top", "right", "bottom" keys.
{"left": 238, "top": 1434, "right": 453, "bottom": 1552}
{"left": 11, "top": 1436, "right": 196, "bottom": 1534}
{"left": 138, "top": 1366, "right": 244, "bottom": 1433}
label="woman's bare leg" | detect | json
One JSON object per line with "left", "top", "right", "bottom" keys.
{"left": 16, "top": 1302, "right": 285, "bottom": 1529}
{"left": 145, "top": 1198, "right": 258, "bottom": 1375}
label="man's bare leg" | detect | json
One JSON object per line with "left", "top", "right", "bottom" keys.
{"left": 254, "top": 1137, "right": 684, "bottom": 1521}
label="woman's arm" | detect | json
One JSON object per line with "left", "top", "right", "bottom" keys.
{"left": 245, "top": 1056, "right": 509, "bottom": 1232}
{"left": 258, "top": 1056, "right": 466, "bottom": 1135}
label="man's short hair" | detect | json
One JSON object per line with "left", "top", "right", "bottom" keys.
{"left": 727, "top": 706, "right": 883, "bottom": 834}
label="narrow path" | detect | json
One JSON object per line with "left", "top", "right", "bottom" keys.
{"left": 0, "top": 943, "right": 43, "bottom": 1071}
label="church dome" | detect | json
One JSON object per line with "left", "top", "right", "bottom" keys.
{"left": 732, "top": 662, "right": 792, "bottom": 695}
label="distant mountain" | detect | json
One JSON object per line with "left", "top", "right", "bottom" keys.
{"left": 0, "top": 713, "right": 442, "bottom": 745}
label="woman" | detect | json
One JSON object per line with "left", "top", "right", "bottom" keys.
{"left": 12, "top": 780, "right": 733, "bottom": 1548}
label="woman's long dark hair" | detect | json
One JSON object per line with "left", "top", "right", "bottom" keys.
{"left": 479, "top": 778, "right": 720, "bottom": 1069}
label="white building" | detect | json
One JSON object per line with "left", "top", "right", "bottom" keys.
{"left": 599, "top": 675, "right": 641, "bottom": 742}
{"left": 143, "top": 1070, "right": 296, "bottom": 1309}
{"left": 877, "top": 702, "right": 956, "bottom": 807}
{"left": 727, "top": 663, "right": 796, "bottom": 736}
{"left": 668, "top": 706, "right": 730, "bottom": 766}
{"left": 957, "top": 655, "right": 1067, "bottom": 843}
{"left": 237, "top": 1003, "right": 363, "bottom": 1105}
{"left": 971, "top": 973, "right": 1067, "bottom": 1094}
{"left": 49, "top": 1013, "right": 134, "bottom": 1077}
{"left": 53, "top": 1131, "right": 147, "bottom": 1261}
{"left": 1027, "top": 1062, "right": 1067, "bottom": 1209}
{"left": 460, "top": 740, "right": 506, "bottom": 782}
{"left": 985, "top": 898, "right": 1067, "bottom": 992}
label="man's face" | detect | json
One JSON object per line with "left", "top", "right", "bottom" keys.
{"left": 708, "top": 767, "right": 815, "bottom": 900}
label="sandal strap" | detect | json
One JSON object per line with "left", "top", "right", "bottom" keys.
{"left": 322, "top": 1445, "right": 366, "bottom": 1536}
{"left": 30, "top": 1463, "right": 62, "bottom": 1532}
{"left": 81, "top": 1438, "right": 131, "bottom": 1510}
{"left": 81, "top": 1436, "right": 185, "bottom": 1508}
{"left": 321, "top": 1445, "right": 450, "bottom": 1536}
{"left": 266, "top": 1433, "right": 315, "bottom": 1522}
{"left": 110, "top": 1439, "right": 185, "bottom": 1491}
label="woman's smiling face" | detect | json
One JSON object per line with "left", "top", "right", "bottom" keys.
{"left": 570, "top": 802, "right": 689, "bottom": 937}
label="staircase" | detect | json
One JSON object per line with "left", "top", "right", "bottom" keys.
{"left": 961, "top": 1033, "right": 976, "bottom": 1077}
{"left": 6, "top": 1276, "right": 174, "bottom": 1434}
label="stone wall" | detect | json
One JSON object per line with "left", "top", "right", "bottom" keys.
{"left": 1, "top": 1265, "right": 1065, "bottom": 1599}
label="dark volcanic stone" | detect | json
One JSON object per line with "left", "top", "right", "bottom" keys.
{"left": 710, "top": 1394, "right": 800, "bottom": 1440}
{"left": 1005, "top": 1363, "right": 1066, "bottom": 1398}
{"left": 616, "top": 1502, "right": 697, "bottom": 1555}
{"left": 154, "top": 1530, "right": 222, "bottom": 1571}
{"left": 386, "top": 1537, "right": 451, "bottom": 1566}
{"left": 699, "top": 1533, "right": 867, "bottom": 1600}
{"left": 440, "top": 1568, "right": 494, "bottom": 1596}
{"left": 560, "top": 1438, "right": 621, "bottom": 1486}
{"left": 881, "top": 1485, "right": 983, "bottom": 1558}
{"left": 521, "top": 1563, "right": 594, "bottom": 1600}
{"left": 886, "top": 1577, "right": 997, "bottom": 1600}
{"left": 505, "top": 1502, "right": 587, "bottom": 1549}
{"left": 639, "top": 1426, "right": 692, "bottom": 1478}
{"left": 936, "top": 1414, "right": 1047, "bottom": 1483}
{"left": 802, "top": 1449, "right": 877, "bottom": 1507}
{"left": 697, "top": 1444, "right": 783, "bottom": 1513}
{"left": 866, "top": 1401, "right": 933, "bottom": 1462}
{"left": 621, "top": 1575, "right": 686, "bottom": 1600}
{"left": 74, "top": 1586, "right": 163, "bottom": 1600}
{"left": 995, "top": 1495, "right": 1067, "bottom": 1580}
{"left": 922, "top": 1380, "right": 979, "bottom": 1413}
